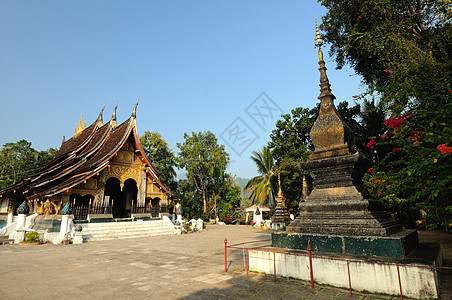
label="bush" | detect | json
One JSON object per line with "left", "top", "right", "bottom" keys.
{"left": 24, "top": 231, "right": 41, "bottom": 243}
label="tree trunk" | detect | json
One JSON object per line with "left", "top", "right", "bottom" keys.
{"left": 202, "top": 190, "right": 207, "bottom": 213}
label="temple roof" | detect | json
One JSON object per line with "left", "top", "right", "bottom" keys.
{"left": 0, "top": 104, "right": 173, "bottom": 200}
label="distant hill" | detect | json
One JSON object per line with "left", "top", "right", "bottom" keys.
{"left": 234, "top": 177, "right": 250, "bottom": 196}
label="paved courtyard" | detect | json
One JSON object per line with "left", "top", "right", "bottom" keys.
{"left": 0, "top": 225, "right": 447, "bottom": 299}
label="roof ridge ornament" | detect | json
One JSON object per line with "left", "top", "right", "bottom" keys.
{"left": 132, "top": 97, "right": 139, "bottom": 119}
{"left": 97, "top": 103, "right": 106, "bottom": 128}
{"left": 74, "top": 113, "right": 86, "bottom": 138}
{"left": 111, "top": 103, "right": 118, "bottom": 129}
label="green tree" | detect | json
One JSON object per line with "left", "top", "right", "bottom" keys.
{"left": 177, "top": 131, "right": 230, "bottom": 213}
{"left": 244, "top": 146, "right": 276, "bottom": 207}
{"left": 139, "top": 131, "right": 177, "bottom": 190}
{"left": 175, "top": 179, "right": 204, "bottom": 220}
{"left": 318, "top": 0, "right": 452, "bottom": 113}
{"left": 0, "top": 140, "right": 56, "bottom": 190}
{"left": 217, "top": 175, "right": 242, "bottom": 224}
{"left": 268, "top": 106, "right": 316, "bottom": 165}
{"left": 319, "top": 0, "right": 452, "bottom": 230}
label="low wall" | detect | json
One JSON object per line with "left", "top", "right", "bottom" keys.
{"left": 248, "top": 248, "right": 441, "bottom": 299}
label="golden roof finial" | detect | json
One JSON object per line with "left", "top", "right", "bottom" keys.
{"left": 111, "top": 103, "right": 118, "bottom": 129}
{"left": 97, "top": 103, "right": 106, "bottom": 128}
{"left": 132, "top": 97, "right": 139, "bottom": 118}
{"left": 74, "top": 113, "right": 86, "bottom": 137}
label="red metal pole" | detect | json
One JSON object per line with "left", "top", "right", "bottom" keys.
{"left": 246, "top": 249, "right": 249, "bottom": 277}
{"left": 273, "top": 251, "right": 276, "bottom": 282}
{"left": 347, "top": 260, "right": 352, "bottom": 297}
{"left": 308, "top": 243, "right": 314, "bottom": 289}
{"left": 397, "top": 265, "right": 403, "bottom": 300}
{"left": 224, "top": 238, "right": 228, "bottom": 273}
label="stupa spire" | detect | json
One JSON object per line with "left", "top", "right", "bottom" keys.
{"left": 309, "top": 19, "right": 352, "bottom": 159}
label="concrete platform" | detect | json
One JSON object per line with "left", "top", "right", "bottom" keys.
{"left": 249, "top": 242, "right": 442, "bottom": 299}
{"left": 272, "top": 229, "right": 419, "bottom": 258}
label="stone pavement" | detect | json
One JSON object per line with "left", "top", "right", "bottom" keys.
{"left": 0, "top": 225, "right": 441, "bottom": 299}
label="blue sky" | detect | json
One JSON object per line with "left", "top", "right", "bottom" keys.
{"left": 0, "top": 1, "right": 364, "bottom": 179}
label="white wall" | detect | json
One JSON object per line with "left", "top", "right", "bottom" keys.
{"left": 248, "top": 250, "right": 440, "bottom": 299}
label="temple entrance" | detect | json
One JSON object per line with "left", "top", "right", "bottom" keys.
{"left": 105, "top": 177, "right": 137, "bottom": 218}
{"left": 70, "top": 193, "right": 93, "bottom": 220}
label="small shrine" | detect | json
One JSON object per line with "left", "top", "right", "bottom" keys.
{"left": 245, "top": 203, "right": 270, "bottom": 228}
{"left": 270, "top": 173, "right": 291, "bottom": 230}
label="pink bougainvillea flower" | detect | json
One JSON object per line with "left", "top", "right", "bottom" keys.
{"left": 393, "top": 148, "right": 401, "bottom": 152}
{"left": 384, "top": 69, "right": 393, "bottom": 73}
{"left": 437, "top": 144, "right": 452, "bottom": 156}
{"left": 384, "top": 116, "right": 405, "bottom": 129}
{"left": 367, "top": 139, "right": 376, "bottom": 149}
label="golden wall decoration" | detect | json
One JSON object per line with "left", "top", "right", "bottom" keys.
{"left": 106, "top": 163, "right": 141, "bottom": 190}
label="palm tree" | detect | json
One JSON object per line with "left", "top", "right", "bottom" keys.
{"left": 244, "top": 146, "right": 276, "bottom": 207}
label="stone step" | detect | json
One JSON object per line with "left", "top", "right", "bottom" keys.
{"left": 0, "top": 235, "right": 14, "bottom": 245}
{"left": 81, "top": 225, "right": 171, "bottom": 234}
{"left": 80, "top": 220, "right": 174, "bottom": 242}
{"left": 82, "top": 227, "right": 171, "bottom": 236}
{"left": 84, "top": 230, "right": 172, "bottom": 242}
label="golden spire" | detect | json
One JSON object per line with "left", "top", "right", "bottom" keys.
{"left": 277, "top": 172, "right": 284, "bottom": 201}
{"left": 74, "top": 113, "right": 86, "bottom": 137}
{"left": 315, "top": 18, "right": 324, "bottom": 61}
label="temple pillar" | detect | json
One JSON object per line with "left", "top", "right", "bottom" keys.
{"left": 137, "top": 170, "right": 146, "bottom": 206}
{"left": 94, "top": 169, "right": 106, "bottom": 205}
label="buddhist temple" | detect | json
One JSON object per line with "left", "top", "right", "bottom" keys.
{"left": 0, "top": 101, "right": 175, "bottom": 222}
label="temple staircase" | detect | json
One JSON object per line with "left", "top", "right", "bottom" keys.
{"left": 0, "top": 235, "right": 14, "bottom": 244}
{"left": 79, "top": 219, "right": 176, "bottom": 242}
